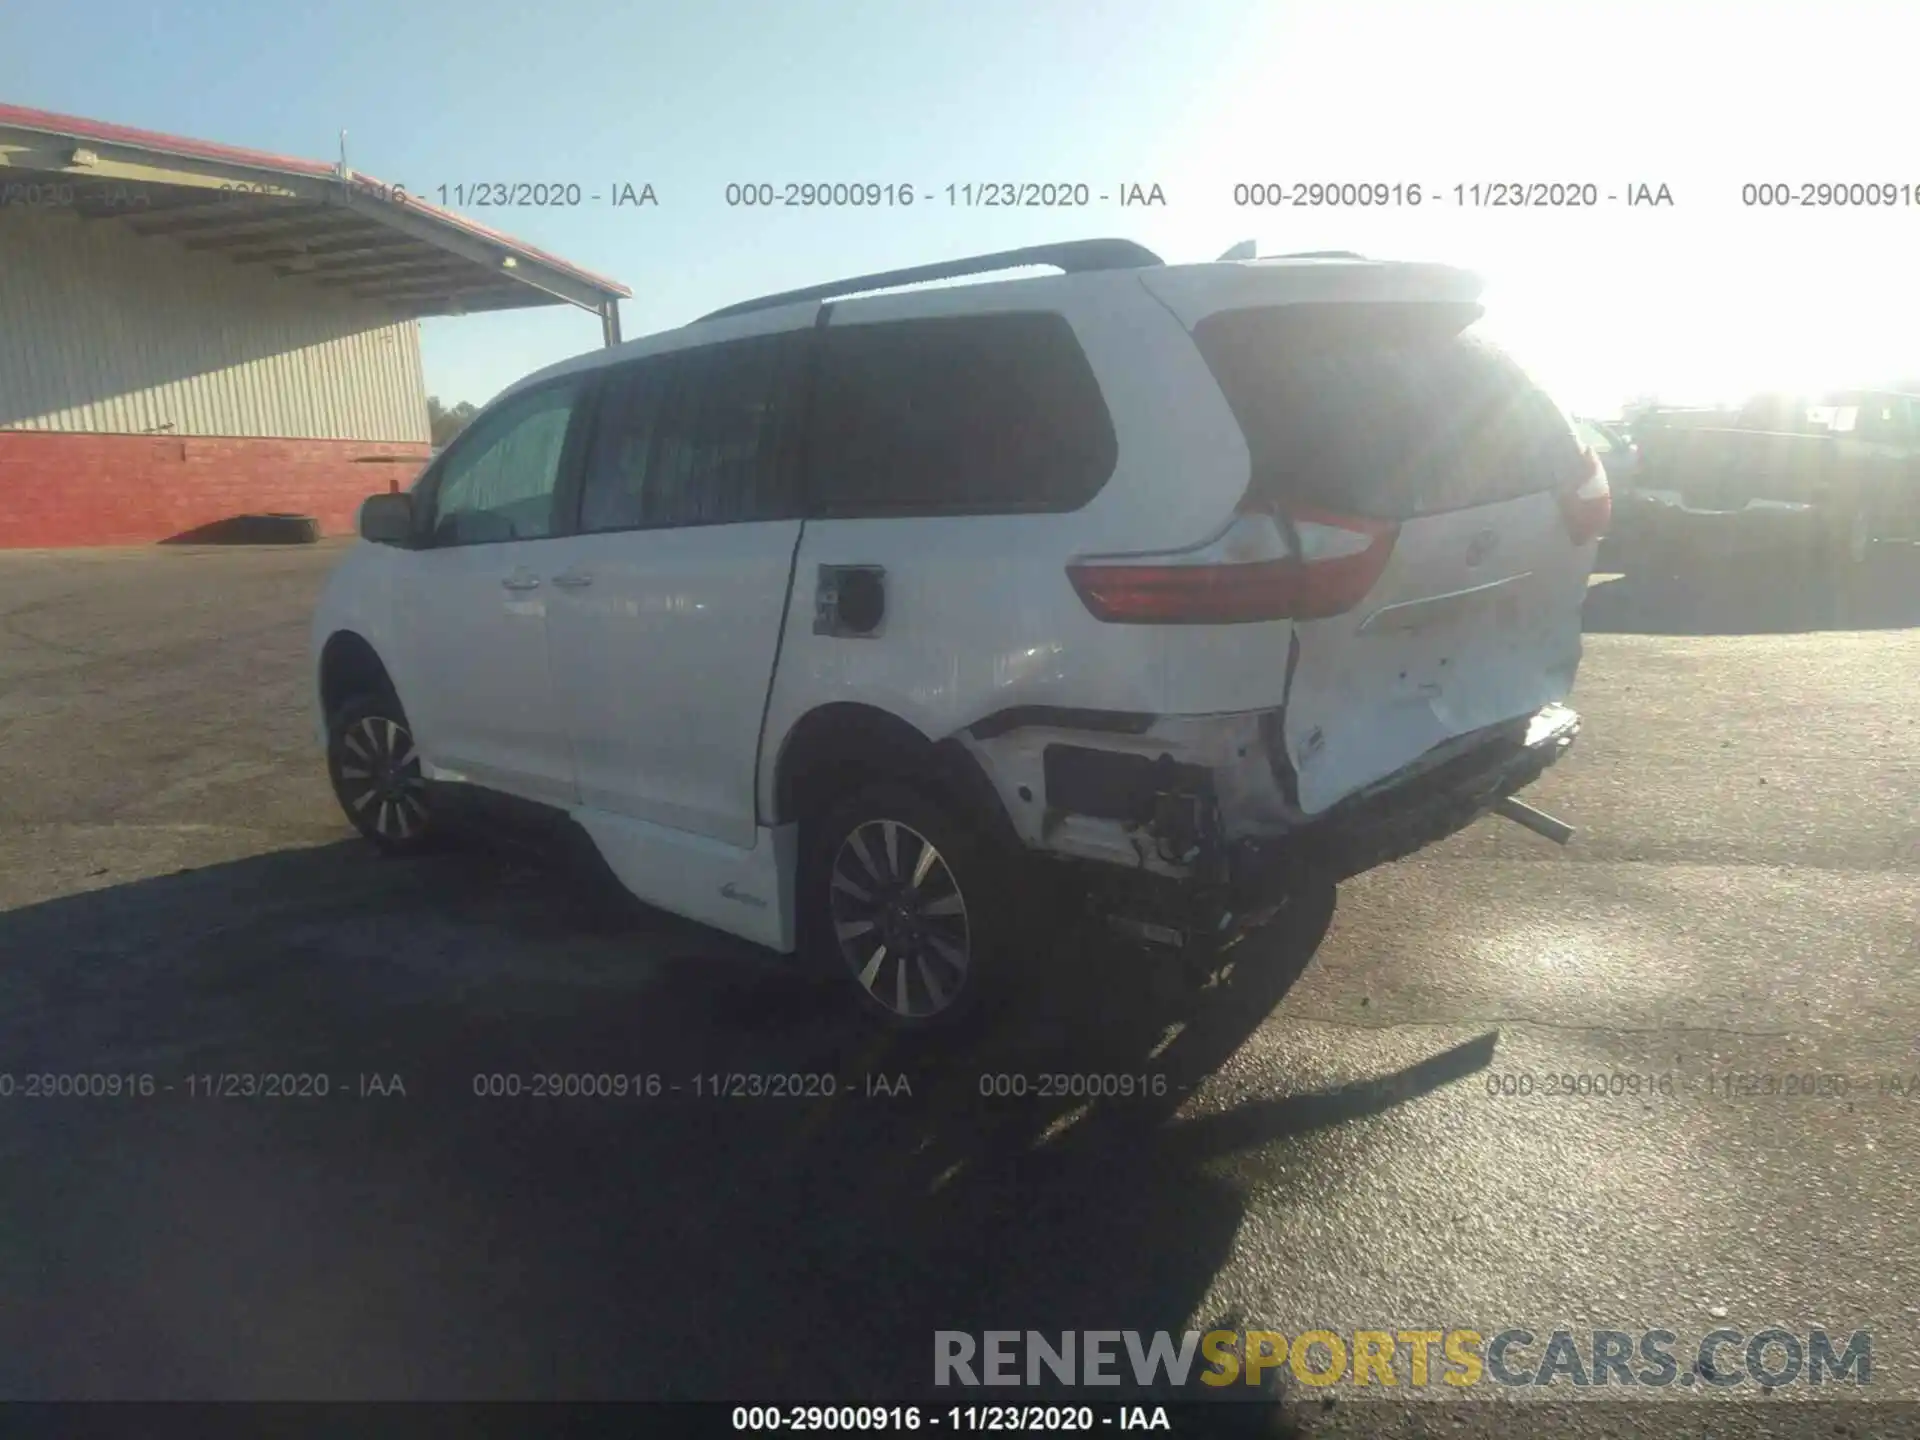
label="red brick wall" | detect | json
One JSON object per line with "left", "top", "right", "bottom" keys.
{"left": 0, "top": 432, "right": 432, "bottom": 548}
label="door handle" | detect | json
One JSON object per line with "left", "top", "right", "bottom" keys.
{"left": 551, "top": 572, "right": 594, "bottom": 589}
{"left": 500, "top": 574, "right": 541, "bottom": 592}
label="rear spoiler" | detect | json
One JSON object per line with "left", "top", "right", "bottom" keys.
{"left": 1214, "top": 242, "right": 1373, "bottom": 262}
{"left": 1139, "top": 258, "right": 1482, "bottom": 330}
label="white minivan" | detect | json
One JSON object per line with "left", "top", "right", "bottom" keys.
{"left": 311, "top": 239, "right": 1604, "bottom": 1027}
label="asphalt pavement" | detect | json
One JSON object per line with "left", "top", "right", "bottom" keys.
{"left": 0, "top": 539, "right": 1915, "bottom": 1434}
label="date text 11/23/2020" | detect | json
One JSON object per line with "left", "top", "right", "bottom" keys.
{"left": 0, "top": 1072, "right": 406, "bottom": 1098}
{"left": 1484, "top": 1069, "right": 1920, "bottom": 1100}
{"left": 730, "top": 1406, "right": 1174, "bottom": 1433}
{"left": 465, "top": 1071, "right": 1175, "bottom": 1100}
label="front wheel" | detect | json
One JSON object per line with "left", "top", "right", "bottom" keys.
{"left": 327, "top": 693, "right": 434, "bottom": 855}
{"left": 799, "top": 782, "right": 1005, "bottom": 1029}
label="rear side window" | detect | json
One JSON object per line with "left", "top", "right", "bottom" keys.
{"left": 576, "top": 334, "right": 806, "bottom": 532}
{"left": 1191, "top": 303, "right": 1585, "bottom": 519}
{"left": 805, "top": 312, "right": 1117, "bottom": 517}
{"left": 577, "top": 357, "right": 671, "bottom": 532}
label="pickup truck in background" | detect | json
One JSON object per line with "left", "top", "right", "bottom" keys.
{"left": 1620, "top": 390, "right": 1920, "bottom": 566}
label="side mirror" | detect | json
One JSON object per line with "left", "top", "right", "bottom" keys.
{"left": 358, "top": 492, "right": 417, "bottom": 546}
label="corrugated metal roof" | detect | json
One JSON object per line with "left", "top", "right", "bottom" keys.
{"left": 0, "top": 103, "right": 631, "bottom": 319}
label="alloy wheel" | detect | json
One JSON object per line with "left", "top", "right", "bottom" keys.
{"left": 335, "top": 714, "right": 429, "bottom": 843}
{"left": 827, "top": 818, "right": 971, "bottom": 1020}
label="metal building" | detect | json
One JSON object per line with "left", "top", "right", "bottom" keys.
{"left": 0, "top": 104, "right": 631, "bottom": 547}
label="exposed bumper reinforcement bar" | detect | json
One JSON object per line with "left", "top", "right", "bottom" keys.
{"left": 1493, "top": 794, "right": 1575, "bottom": 845}
{"left": 1229, "top": 703, "right": 1581, "bottom": 903}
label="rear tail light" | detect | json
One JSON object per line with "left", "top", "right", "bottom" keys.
{"left": 1557, "top": 447, "right": 1611, "bottom": 544}
{"left": 1066, "top": 500, "right": 1399, "bottom": 624}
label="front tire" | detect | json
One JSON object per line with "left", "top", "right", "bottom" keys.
{"left": 799, "top": 782, "right": 1005, "bottom": 1029}
{"left": 327, "top": 693, "right": 434, "bottom": 855}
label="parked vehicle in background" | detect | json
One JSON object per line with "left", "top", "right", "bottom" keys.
{"left": 1574, "top": 417, "right": 1640, "bottom": 493}
{"left": 311, "top": 240, "right": 1600, "bottom": 1030}
{"left": 1625, "top": 404, "right": 1742, "bottom": 437}
{"left": 1626, "top": 390, "right": 1920, "bottom": 566}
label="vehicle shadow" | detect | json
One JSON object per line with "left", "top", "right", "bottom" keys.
{"left": 0, "top": 837, "right": 1492, "bottom": 1417}
{"left": 1584, "top": 542, "right": 1920, "bottom": 634}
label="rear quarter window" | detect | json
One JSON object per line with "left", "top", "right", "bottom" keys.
{"left": 804, "top": 311, "right": 1118, "bottom": 517}
{"left": 1191, "top": 302, "right": 1585, "bottom": 519}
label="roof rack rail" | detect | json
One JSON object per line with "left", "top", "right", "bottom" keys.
{"left": 697, "top": 238, "right": 1164, "bottom": 321}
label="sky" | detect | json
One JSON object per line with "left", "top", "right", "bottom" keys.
{"left": 6, "top": 0, "right": 1920, "bottom": 416}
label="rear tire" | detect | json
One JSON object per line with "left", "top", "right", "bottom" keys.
{"left": 326, "top": 693, "right": 435, "bottom": 855}
{"left": 199, "top": 513, "right": 320, "bottom": 544}
{"left": 798, "top": 781, "right": 1008, "bottom": 1029}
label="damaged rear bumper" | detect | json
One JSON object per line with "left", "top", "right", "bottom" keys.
{"left": 1227, "top": 702, "right": 1581, "bottom": 904}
